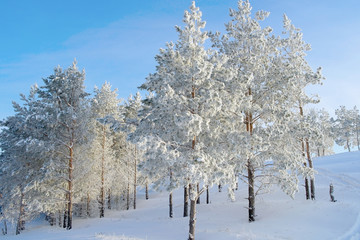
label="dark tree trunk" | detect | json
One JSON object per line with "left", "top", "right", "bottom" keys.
{"left": 107, "top": 189, "right": 111, "bottom": 210}
{"left": 86, "top": 193, "right": 90, "bottom": 217}
{"left": 100, "top": 126, "right": 106, "bottom": 218}
{"left": 126, "top": 180, "right": 130, "bottom": 210}
{"left": 305, "top": 176, "right": 310, "bottom": 200}
{"left": 300, "top": 106, "right": 310, "bottom": 200}
{"left": 196, "top": 184, "right": 200, "bottom": 204}
{"left": 145, "top": 183, "right": 149, "bottom": 200}
{"left": 47, "top": 213, "right": 55, "bottom": 226}
{"left": 329, "top": 183, "right": 336, "bottom": 202}
{"left": 169, "top": 192, "right": 173, "bottom": 218}
{"left": 248, "top": 159, "right": 255, "bottom": 222}
{"left": 218, "top": 184, "right": 222, "bottom": 192}
{"left": 188, "top": 184, "right": 197, "bottom": 240}
{"left": 206, "top": 185, "right": 209, "bottom": 204}
{"left": 184, "top": 185, "right": 189, "bottom": 217}
{"left": 245, "top": 101, "right": 255, "bottom": 222}
{"left": 63, "top": 208, "right": 67, "bottom": 229}
{"left": 169, "top": 169, "right": 173, "bottom": 218}
{"left": 306, "top": 140, "right": 315, "bottom": 200}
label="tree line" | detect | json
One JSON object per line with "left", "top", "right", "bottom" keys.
{"left": 0, "top": 1, "right": 358, "bottom": 239}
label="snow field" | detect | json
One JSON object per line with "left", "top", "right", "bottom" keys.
{"left": 2, "top": 151, "right": 360, "bottom": 240}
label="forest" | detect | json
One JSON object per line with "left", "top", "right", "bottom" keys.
{"left": 1, "top": 1, "right": 359, "bottom": 240}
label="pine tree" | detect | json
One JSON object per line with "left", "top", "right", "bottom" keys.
{"left": 211, "top": 0, "right": 322, "bottom": 220}
{"left": 90, "top": 82, "right": 122, "bottom": 217}
{"left": 333, "top": 106, "right": 356, "bottom": 152}
{"left": 134, "top": 2, "right": 230, "bottom": 239}
{"left": 37, "top": 60, "right": 91, "bottom": 230}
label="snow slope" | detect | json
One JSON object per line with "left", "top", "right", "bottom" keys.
{"left": 2, "top": 151, "right": 360, "bottom": 240}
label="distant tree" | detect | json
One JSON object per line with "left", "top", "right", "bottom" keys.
{"left": 332, "top": 106, "right": 356, "bottom": 152}
{"left": 307, "top": 109, "right": 334, "bottom": 157}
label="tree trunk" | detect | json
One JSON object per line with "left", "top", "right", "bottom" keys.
{"left": 107, "top": 189, "right": 111, "bottom": 210}
{"left": 169, "top": 169, "right": 173, "bottom": 218}
{"left": 329, "top": 183, "right": 336, "bottom": 202}
{"left": 184, "top": 185, "right": 189, "bottom": 217}
{"left": 67, "top": 146, "right": 73, "bottom": 230}
{"left": 248, "top": 159, "right": 255, "bottom": 222}
{"left": 169, "top": 192, "right": 173, "bottom": 218}
{"left": 63, "top": 208, "right": 67, "bottom": 229}
{"left": 126, "top": 155, "right": 130, "bottom": 210}
{"left": 305, "top": 139, "right": 315, "bottom": 200}
{"left": 304, "top": 174, "right": 310, "bottom": 200}
{"left": 346, "top": 139, "right": 351, "bottom": 152}
{"left": 16, "top": 191, "right": 25, "bottom": 235}
{"left": 196, "top": 183, "right": 200, "bottom": 204}
{"left": 126, "top": 180, "right": 130, "bottom": 210}
{"left": 2, "top": 220, "right": 7, "bottom": 235}
{"left": 218, "top": 184, "right": 222, "bottom": 192}
{"left": 300, "top": 106, "right": 310, "bottom": 200}
{"left": 246, "top": 99, "right": 256, "bottom": 222}
{"left": 58, "top": 210, "right": 62, "bottom": 227}
{"left": 188, "top": 184, "right": 197, "bottom": 240}
{"left": 133, "top": 147, "right": 137, "bottom": 210}
{"left": 206, "top": 185, "right": 209, "bottom": 204}
{"left": 86, "top": 193, "right": 90, "bottom": 217}
{"left": 145, "top": 183, "right": 149, "bottom": 200}
{"left": 100, "top": 125, "right": 106, "bottom": 218}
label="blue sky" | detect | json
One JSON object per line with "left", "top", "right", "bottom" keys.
{"left": 1, "top": 0, "right": 359, "bottom": 125}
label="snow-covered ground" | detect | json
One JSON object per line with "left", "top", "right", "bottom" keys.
{"left": 2, "top": 151, "right": 360, "bottom": 240}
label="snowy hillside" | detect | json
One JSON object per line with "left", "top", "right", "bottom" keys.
{"left": 2, "top": 151, "right": 360, "bottom": 240}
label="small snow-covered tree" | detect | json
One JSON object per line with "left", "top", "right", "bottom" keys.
{"left": 332, "top": 106, "right": 356, "bottom": 152}
{"left": 307, "top": 109, "right": 334, "bottom": 157}
{"left": 351, "top": 106, "right": 360, "bottom": 150}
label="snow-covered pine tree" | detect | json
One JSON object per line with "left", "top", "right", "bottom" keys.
{"left": 124, "top": 92, "right": 143, "bottom": 210}
{"left": 306, "top": 109, "right": 334, "bottom": 157}
{"left": 281, "top": 13, "right": 323, "bottom": 201}
{"left": 134, "top": 2, "right": 230, "bottom": 239}
{"left": 0, "top": 86, "right": 40, "bottom": 234}
{"left": 0, "top": 84, "right": 60, "bottom": 233}
{"left": 332, "top": 106, "right": 356, "bottom": 152}
{"left": 351, "top": 106, "right": 360, "bottom": 150}
{"left": 211, "top": 0, "right": 322, "bottom": 220}
{"left": 37, "top": 60, "right": 91, "bottom": 230}
{"left": 90, "top": 82, "right": 122, "bottom": 217}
